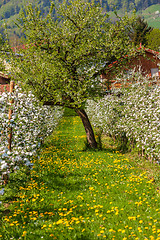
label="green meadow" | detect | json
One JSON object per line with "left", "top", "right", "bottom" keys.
{"left": 0, "top": 116, "right": 160, "bottom": 240}
{"left": 141, "top": 4, "right": 160, "bottom": 29}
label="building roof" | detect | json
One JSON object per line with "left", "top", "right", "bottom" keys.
{"left": 105, "top": 47, "right": 160, "bottom": 71}
{"left": 144, "top": 48, "right": 159, "bottom": 56}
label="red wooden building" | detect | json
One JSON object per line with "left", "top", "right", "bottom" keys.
{"left": 101, "top": 48, "right": 160, "bottom": 90}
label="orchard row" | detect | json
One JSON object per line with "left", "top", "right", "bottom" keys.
{"left": 0, "top": 86, "right": 63, "bottom": 184}
{"left": 87, "top": 72, "right": 160, "bottom": 163}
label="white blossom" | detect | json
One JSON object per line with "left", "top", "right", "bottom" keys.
{"left": 86, "top": 70, "right": 160, "bottom": 162}
{"left": 0, "top": 87, "right": 63, "bottom": 183}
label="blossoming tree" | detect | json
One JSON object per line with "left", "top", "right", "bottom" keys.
{"left": 86, "top": 70, "right": 160, "bottom": 162}
{"left": 0, "top": 86, "right": 63, "bottom": 184}
{"left": 6, "top": 0, "right": 135, "bottom": 148}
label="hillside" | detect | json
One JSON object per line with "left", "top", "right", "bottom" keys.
{"left": 0, "top": 0, "right": 160, "bottom": 45}
{"left": 0, "top": 0, "right": 159, "bottom": 19}
{"left": 0, "top": 0, "right": 52, "bottom": 20}
{"left": 139, "top": 4, "right": 160, "bottom": 29}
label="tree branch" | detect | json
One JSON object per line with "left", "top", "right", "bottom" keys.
{"left": 66, "top": 16, "right": 81, "bottom": 31}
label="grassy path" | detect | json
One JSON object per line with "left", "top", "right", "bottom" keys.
{"left": 0, "top": 117, "right": 160, "bottom": 240}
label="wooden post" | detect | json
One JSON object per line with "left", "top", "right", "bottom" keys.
{"left": 8, "top": 81, "right": 14, "bottom": 151}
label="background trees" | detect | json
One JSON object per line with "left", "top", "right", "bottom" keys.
{"left": 0, "top": 1, "right": 159, "bottom": 45}
{"left": 6, "top": 0, "right": 135, "bottom": 148}
{"left": 146, "top": 28, "right": 160, "bottom": 52}
{"left": 0, "top": 33, "right": 6, "bottom": 71}
{"left": 129, "top": 16, "right": 152, "bottom": 47}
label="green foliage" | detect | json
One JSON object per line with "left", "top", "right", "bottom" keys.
{"left": 138, "top": 4, "right": 160, "bottom": 29}
{"left": 0, "top": 166, "right": 31, "bottom": 203}
{"left": 146, "top": 28, "right": 160, "bottom": 52}
{"left": 0, "top": 1, "right": 159, "bottom": 42}
{"left": 0, "top": 0, "right": 50, "bottom": 20}
{"left": 0, "top": 33, "right": 6, "bottom": 71}
{"left": 3, "top": 0, "right": 136, "bottom": 149}
{"left": 0, "top": 117, "right": 160, "bottom": 239}
{"left": 0, "top": 0, "right": 159, "bottom": 21}
{"left": 129, "top": 16, "right": 152, "bottom": 46}
{"left": 8, "top": 0, "right": 135, "bottom": 110}
{"left": 0, "top": 33, "right": 3, "bottom": 45}
{"left": 63, "top": 108, "right": 78, "bottom": 117}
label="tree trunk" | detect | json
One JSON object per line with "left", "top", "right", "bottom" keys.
{"left": 75, "top": 108, "right": 97, "bottom": 149}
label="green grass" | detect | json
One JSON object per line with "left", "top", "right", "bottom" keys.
{"left": 0, "top": 117, "right": 160, "bottom": 239}
{"left": 108, "top": 4, "right": 160, "bottom": 29}
{"left": 139, "top": 4, "right": 160, "bottom": 29}
{"left": 63, "top": 107, "right": 78, "bottom": 117}
{"left": 140, "top": 4, "right": 160, "bottom": 15}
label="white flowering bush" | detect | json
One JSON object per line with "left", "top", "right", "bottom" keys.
{"left": 0, "top": 86, "right": 63, "bottom": 184}
{"left": 86, "top": 71, "right": 160, "bottom": 162}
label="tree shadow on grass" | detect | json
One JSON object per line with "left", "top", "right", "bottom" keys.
{"left": 34, "top": 169, "right": 87, "bottom": 194}
{"left": 18, "top": 225, "right": 94, "bottom": 240}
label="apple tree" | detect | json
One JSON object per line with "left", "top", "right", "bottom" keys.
{"left": 8, "top": 0, "right": 135, "bottom": 148}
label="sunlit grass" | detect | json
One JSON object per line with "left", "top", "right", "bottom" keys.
{"left": 0, "top": 117, "right": 160, "bottom": 240}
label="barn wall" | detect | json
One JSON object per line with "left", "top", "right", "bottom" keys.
{"left": 101, "top": 51, "right": 160, "bottom": 90}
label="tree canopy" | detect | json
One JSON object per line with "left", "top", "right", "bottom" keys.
{"left": 146, "top": 28, "right": 160, "bottom": 52}
{"left": 129, "top": 16, "right": 152, "bottom": 47}
{"left": 6, "top": 0, "right": 135, "bottom": 148}
{"left": 0, "top": 33, "right": 6, "bottom": 71}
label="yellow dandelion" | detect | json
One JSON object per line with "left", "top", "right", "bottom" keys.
{"left": 22, "top": 231, "right": 27, "bottom": 237}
